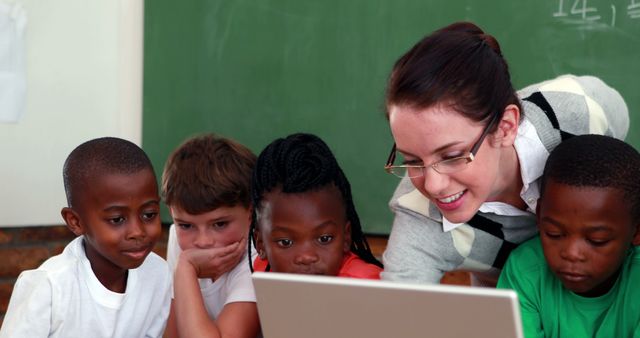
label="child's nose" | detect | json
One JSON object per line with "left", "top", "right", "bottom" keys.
{"left": 560, "top": 242, "right": 586, "bottom": 262}
{"left": 294, "top": 246, "right": 319, "bottom": 265}
{"left": 193, "top": 232, "right": 214, "bottom": 249}
{"left": 126, "top": 218, "right": 147, "bottom": 240}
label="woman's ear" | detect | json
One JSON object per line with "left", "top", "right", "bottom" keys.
{"left": 61, "top": 207, "right": 84, "bottom": 236}
{"left": 343, "top": 221, "right": 352, "bottom": 254}
{"left": 492, "top": 104, "right": 520, "bottom": 147}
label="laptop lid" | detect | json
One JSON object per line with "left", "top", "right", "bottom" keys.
{"left": 252, "top": 272, "right": 524, "bottom": 338}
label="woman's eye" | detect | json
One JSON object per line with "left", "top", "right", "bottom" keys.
{"left": 177, "top": 223, "right": 192, "bottom": 230}
{"left": 318, "top": 235, "right": 334, "bottom": 244}
{"left": 402, "top": 159, "right": 422, "bottom": 166}
{"left": 442, "top": 152, "right": 464, "bottom": 160}
{"left": 109, "top": 216, "right": 125, "bottom": 225}
{"left": 276, "top": 239, "right": 293, "bottom": 248}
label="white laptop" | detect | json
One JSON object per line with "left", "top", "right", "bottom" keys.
{"left": 252, "top": 272, "right": 524, "bottom": 338}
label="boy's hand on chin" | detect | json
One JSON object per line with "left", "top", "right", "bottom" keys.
{"left": 181, "top": 237, "right": 246, "bottom": 280}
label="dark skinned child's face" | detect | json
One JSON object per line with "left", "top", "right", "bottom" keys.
{"left": 61, "top": 169, "right": 161, "bottom": 290}
{"left": 255, "top": 185, "right": 351, "bottom": 275}
{"left": 537, "top": 179, "right": 640, "bottom": 297}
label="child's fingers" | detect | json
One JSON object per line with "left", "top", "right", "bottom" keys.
{"left": 216, "top": 238, "right": 246, "bottom": 264}
{"left": 216, "top": 238, "right": 245, "bottom": 257}
{"left": 184, "top": 237, "right": 249, "bottom": 278}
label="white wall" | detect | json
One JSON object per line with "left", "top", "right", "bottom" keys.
{"left": 0, "top": 0, "right": 143, "bottom": 226}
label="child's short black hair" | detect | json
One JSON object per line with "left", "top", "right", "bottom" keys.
{"left": 63, "top": 137, "right": 155, "bottom": 208}
{"left": 249, "top": 133, "right": 383, "bottom": 268}
{"left": 161, "top": 134, "right": 256, "bottom": 214}
{"left": 541, "top": 134, "right": 640, "bottom": 221}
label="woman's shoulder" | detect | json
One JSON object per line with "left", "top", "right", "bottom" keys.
{"left": 518, "top": 74, "right": 629, "bottom": 147}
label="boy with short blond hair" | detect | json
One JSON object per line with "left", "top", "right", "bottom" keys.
{"left": 162, "top": 134, "right": 260, "bottom": 338}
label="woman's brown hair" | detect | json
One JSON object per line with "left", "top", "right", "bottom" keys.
{"left": 386, "top": 21, "right": 522, "bottom": 129}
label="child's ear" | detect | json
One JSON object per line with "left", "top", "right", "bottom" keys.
{"left": 535, "top": 200, "right": 542, "bottom": 228}
{"left": 247, "top": 204, "right": 254, "bottom": 223}
{"left": 491, "top": 104, "right": 520, "bottom": 147}
{"left": 61, "top": 207, "right": 84, "bottom": 236}
{"left": 254, "top": 227, "right": 266, "bottom": 259}
{"left": 343, "top": 221, "right": 352, "bottom": 254}
{"left": 631, "top": 222, "right": 640, "bottom": 246}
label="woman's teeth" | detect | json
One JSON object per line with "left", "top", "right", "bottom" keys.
{"left": 438, "top": 191, "right": 464, "bottom": 204}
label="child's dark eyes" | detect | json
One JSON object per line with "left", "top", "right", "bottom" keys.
{"left": 141, "top": 211, "right": 158, "bottom": 222}
{"left": 109, "top": 216, "right": 126, "bottom": 225}
{"left": 587, "top": 238, "right": 610, "bottom": 247}
{"left": 543, "top": 231, "right": 563, "bottom": 239}
{"left": 177, "top": 223, "right": 192, "bottom": 230}
{"left": 212, "top": 221, "right": 229, "bottom": 229}
{"left": 318, "top": 235, "right": 334, "bottom": 244}
{"left": 276, "top": 239, "right": 293, "bottom": 248}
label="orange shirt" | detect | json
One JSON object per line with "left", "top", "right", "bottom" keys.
{"left": 253, "top": 252, "right": 382, "bottom": 279}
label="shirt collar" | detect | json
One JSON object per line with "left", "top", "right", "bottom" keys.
{"left": 442, "top": 216, "right": 463, "bottom": 232}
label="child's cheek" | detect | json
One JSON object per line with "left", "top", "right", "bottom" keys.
{"left": 216, "top": 232, "right": 244, "bottom": 248}
{"left": 177, "top": 234, "right": 194, "bottom": 251}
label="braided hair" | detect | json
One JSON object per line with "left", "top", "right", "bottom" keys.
{"left": 249, "top": 133, "right": 383, "bottom": 271}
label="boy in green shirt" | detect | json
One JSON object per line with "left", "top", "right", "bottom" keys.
{"left": 498, "top": 134, "right": 640, "bottom": 338}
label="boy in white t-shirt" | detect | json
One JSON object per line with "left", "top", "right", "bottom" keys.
{"left": 0, "top": 137, "right": 171, "bottom": 338}
{"left": 162, "top": 134, "right": 260, "bottom": 338}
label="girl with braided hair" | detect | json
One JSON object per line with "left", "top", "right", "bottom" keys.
{"left": 250, "top": 133, "right": 382, "bottom": 278}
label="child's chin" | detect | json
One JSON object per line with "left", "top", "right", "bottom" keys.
{"left": 290, "top": 269, "right": 326, "bottom": 275}
{"left": 561, "top": 281, "right": 593, "bottom": 295}
{"left": 119, "top": 254, "right": 150, "bottom": 270}
{"left": 122, "top": 259, "right": 146, "bottom": 270}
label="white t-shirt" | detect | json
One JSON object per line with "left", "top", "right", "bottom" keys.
{"left": 166, "top": 224, "right": 257, "bottom": 319}
{"left": 0, "top": 236, "right": 172, "bottom": 338}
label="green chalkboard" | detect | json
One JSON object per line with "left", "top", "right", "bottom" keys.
{"left": 143, "top": 0, "right": 640, "bottom": 234}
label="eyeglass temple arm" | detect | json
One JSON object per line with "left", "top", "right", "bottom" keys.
{"left": 385, "top": 143, "right": 397, "bottom": 167}
{"left": 469, "top": 111, "right": 501, "bottom": 156}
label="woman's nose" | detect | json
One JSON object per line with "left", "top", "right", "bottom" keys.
{"left": 421, "top": 166, "right": 449, "bottom": 197}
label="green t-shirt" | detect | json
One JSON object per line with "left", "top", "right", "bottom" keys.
{"left": 497, "top": 236, "right": 640, "bottom": 338}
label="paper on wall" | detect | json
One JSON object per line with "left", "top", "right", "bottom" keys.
{"left": 0, "top": 2, "right": 26, "bottom": 123}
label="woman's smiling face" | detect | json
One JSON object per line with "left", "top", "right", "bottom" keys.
{"left": 388, "top": 104, "right": 516, "bottom": 224}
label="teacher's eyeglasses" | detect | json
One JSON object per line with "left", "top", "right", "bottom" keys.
{"left": 384, "top": 111, "right": 500, "bottom": 178}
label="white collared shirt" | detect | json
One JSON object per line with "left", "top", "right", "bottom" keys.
{"left": 443, "top": 118, "right": 549, "bottom": 231}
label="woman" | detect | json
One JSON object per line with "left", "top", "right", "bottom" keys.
{"left": 380, "top": 21, "right": 629, "bottom": 286}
